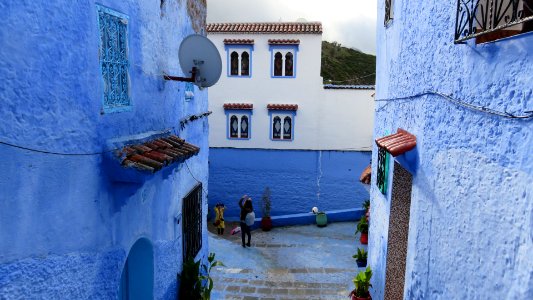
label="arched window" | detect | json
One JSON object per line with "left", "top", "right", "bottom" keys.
{"left": 283, "top": 116, "right": 292, "bottom": 139}
{"left": 284, "top": 52, "right": 294, "bottom": 76}
{"left": 273, "top": 116, "right": 281, "bottom": 139}
{"left": 230, "top": 115, "right": 238, "bottom": 138}
{"left": 240, "top": 116, "right": 249, "bottom": 138}
{"left": 274, "top": 52, "right": 283, "bottom": 76}
{"left": 230, "top": 51, "right": 239, "bottom": 75}
{"left": 241, "top": 52, "right": 249, "bottom": 76}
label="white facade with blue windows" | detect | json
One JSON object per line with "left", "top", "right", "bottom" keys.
{"left": 206, "top": 22, "right": 376, "bottom": 223}
{"left": 0, "top": 1, "right": 210, "bottom": 299}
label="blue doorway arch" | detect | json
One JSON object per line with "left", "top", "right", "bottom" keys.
{"left": 119, "top": 238, "right": 154, "bottom": 300}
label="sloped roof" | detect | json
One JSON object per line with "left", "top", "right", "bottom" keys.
{"left": 323, "top": 84, "right": 375, "bottom": 90}
{"left": 117, "top": 135, "right": 199, "bottom": 173}
{"left": 223, "top": 103, "right": 254, "bottom": 110}
{"left": 223, "top": 39, "right": 254, "bottom": 45}
{"left": 207, "top": 22, "right": 322, "bottom": 34}
{"left": 267, "top": 104, "right": 298, "bottom": 111}
{"left": 375, "top": 129, "right": 417, "bottom": 157}
{"left": 268, "top": 39, "right": 300, "bottom": 45}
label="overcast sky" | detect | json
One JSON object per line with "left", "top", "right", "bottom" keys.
{"left": 206, "top": 0, "right": 377, "bottom": 54}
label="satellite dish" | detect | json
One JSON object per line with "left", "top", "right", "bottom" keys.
{"left": 177, "top": 34, "right": 222, "bottom": 88}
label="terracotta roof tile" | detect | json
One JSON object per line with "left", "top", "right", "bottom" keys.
{"left": 223, "top": 103, "right": 253, "bottom": 110}
{"left": 223, "top": 39, "right": 254, "bottom": 45}
{"left": 207, "top": 22, "right": 322, "bottom": 34}
{"left": 268, "top": 39, "right": 300, "bottom": 45}
{"left": 267, "top": 104, "right": 298, "bottom": 111}
{"left": 117, "top": 135, "right": 199, "bottom": 173}
{"left": 323, "top": 84, "right": 375, "bottom": 90}
{"left": 375, "top": 128, "right": 417, "bottom": 157}
{"left": 359, "top": 164, "right": 372, "bottom": 184}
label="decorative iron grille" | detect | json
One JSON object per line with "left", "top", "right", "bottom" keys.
{"left": 455, "top": 0, "right": 533, "bottom": 43}
{"left": 385, "top": 0, "right": 393, "bottom": 26}
{"left": 97, "top": 6, "right": 131, "bottom": 111}
{"left": 183, "top": 184, "right": 203, "bottom": 261}
{"left": 376, "top": 147, "right": 389, "bottom": 194}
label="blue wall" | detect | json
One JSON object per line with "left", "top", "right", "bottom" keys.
{"left": 371, "top": 1, "right": 533, "bottom": 299}
{"left": 0, "top": 1, "right": 209, "bottom": 299}
{"left": 209, "top": 148, "right": 370, "bottom": 219}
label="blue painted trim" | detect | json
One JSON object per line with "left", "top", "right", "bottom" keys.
{"left": 269, "top": 45, "right": 299, "bottom": 78}
{"left": 268, "top": 110, "right": 296, "bottom": 141}
{"left": 225, "top": 109, "right": 253, "bottom": 140}
{"left": 224, "top": 45, "right": 254, "bottom": 78}
{"left": 225, "top": 209, "right": 365, "bottom": 229}
{"left": 96, "top": 4, "right": 133, "bottom": 114}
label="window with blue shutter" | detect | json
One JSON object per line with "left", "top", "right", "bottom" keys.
{"left": 97, "top": 5, "right": 131, "bottom": 112}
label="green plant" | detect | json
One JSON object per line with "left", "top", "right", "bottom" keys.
{"left": 261, "top": 187, "right": 271, "bottom": 218}
{"left": 362, "top": 200, "right": 370, "bottom": 211}
{"left": 355, "top": 216, "right": 369, "bottom": 235}
{"left": 178, "top": 252, "right": 224, "bottom": 300}
{"left": 352, "top": 248, "right": 367, "bottom": 261}
{"left": 350, "top": 267, "right": 373, "bottom": 298}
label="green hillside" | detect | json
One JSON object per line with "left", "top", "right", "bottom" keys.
{"left": 321, "top": 41, "right": 376, "bottom": 85}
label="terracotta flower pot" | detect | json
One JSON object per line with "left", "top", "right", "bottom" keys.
{"left": 261, "top": 217, "right": 272, "bottom": 231}
{"left": 352, "top": 295, "right": 371, "bottom": 300}
{"left": 360, "top": 232, "right": 368, "bottom": 244}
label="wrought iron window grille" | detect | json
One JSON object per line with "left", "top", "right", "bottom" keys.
{"left": 183, "top": 184, "right": 203, "bottom": 261}
{"left": 384, "top": 0, "right": 394, "bottom": 26}
{"left": 376, "top": 147, "right": 389, "bottom": 194}
{"left": 97, "top": 6, "right": 131, "bottom": 112}
{"left": 455, "top": 0, "right": 533, "bottom": 43}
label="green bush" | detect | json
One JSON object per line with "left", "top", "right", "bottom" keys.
{"left": 178, "top": 252, "right": 224, "bottom": 300}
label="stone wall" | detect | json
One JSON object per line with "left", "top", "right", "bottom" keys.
{"left": 209, "top": 148, "right": 371, "bottom": 219}
{"left": 370, "top": 1, "right": 533, "bottom": 299}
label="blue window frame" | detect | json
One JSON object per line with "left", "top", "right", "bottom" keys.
{"left": 225, "top": 110, "right": 253, "bottom": 140}
{"left": 269, "top": 111, "right": 296, "bottom": 141}
{"left": 97, "top": 5, "right": 131, "bottom": 113}
{"left": 270, "top": 45, "right": 298, "bottom": 78}
{"left": 225, "top": 45, "right": 254, "bottom": 77}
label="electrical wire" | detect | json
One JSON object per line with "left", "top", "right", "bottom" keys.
{"left": 184, "top": 159, "right": 209, "bottom": 195}
{"left": 375, "top": 91, "right": 533, "bottom": 119}
{"left": 0, "top": 140, "right": 116, "bottom": 156}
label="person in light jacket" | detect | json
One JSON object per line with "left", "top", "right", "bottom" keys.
{"left": 238, "top": 195, "right": 254, "bottom": 247}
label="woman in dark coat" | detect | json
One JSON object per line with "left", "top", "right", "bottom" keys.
{"left": 238, "top": 195, "right": 253, "bottom": 247}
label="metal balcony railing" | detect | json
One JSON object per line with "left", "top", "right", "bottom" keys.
{"left": 455, "top": 0, "right": 533, "bottom": 43}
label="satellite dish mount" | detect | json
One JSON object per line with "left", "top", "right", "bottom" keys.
{"left": 163, "top": 35, "right": 222, "bottom": 88}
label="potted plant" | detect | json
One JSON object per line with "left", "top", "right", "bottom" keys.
{"left": 178, "top": 252, "right": 224, "bottom": 300}
{"left": 260, "top": 187, "right": 273, "bottom": 231}
{"left": 349, "top": 267, "right": 372, "bottom": 300}
{"left": 352, "top": 247, "right": 367, "bottom": 268}
{"left": 362, "top": 200, "right": 370, "bottom": 223}
{"left": 355, "top": 216, "right": 369, "bottom": 244}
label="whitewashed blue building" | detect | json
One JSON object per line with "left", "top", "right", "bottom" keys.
{"left": 370, "top": 1, "right": 532, "bottom": 299}
{"left": 206, "top": 22, "right": 375, "bottom": 224}
{"left": 0, "top": 1, "right": 210, "bottom": 298}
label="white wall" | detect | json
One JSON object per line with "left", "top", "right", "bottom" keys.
{"left": 208, "top": 31, "right": 374, "bottom": 151}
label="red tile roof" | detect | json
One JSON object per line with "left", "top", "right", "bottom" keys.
{"left": 359, "top": 164, "right": 372, "bottom": 184}
{"left": 268, "top": 39, "right": 300, "bottom": 45}
{"left": 224, "top": 39, "right": 254, "bottom": 45}
{"left": 207, "top": 22, "right": 322, "bottom": 34}
{"left": 223, "top": 103, "right": 253, "bottom": 110}
{"left": 375, "top": 129, "right": 417, "bottom": 157}
{"left": 267, "top": 104, "right": 298, "bottom": 111}
{"left": 117, "top": 135, "right": 200, "bottom": 173}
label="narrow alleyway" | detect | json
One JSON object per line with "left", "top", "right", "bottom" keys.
{"left": 209, "top": 222, "right": 364, "bottom": 300}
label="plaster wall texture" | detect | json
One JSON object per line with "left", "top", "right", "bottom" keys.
{"left": 0, "top": 1, "right": 210, "bottom": 298}
{"left": 370, "top": 1, "right": 533, "bottom": 299}
{"left": 207, "top": 32, "right": 375, "bottom": 151}
{"left": 208, "top": 148, "right": 371, "bottom": 219}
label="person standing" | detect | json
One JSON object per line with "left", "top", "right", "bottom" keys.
{"left": 238, "top": 195, "right": 254, "bottom": 247}
{"left": 214, "top": 203, "right": 225, "bottom": 235}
